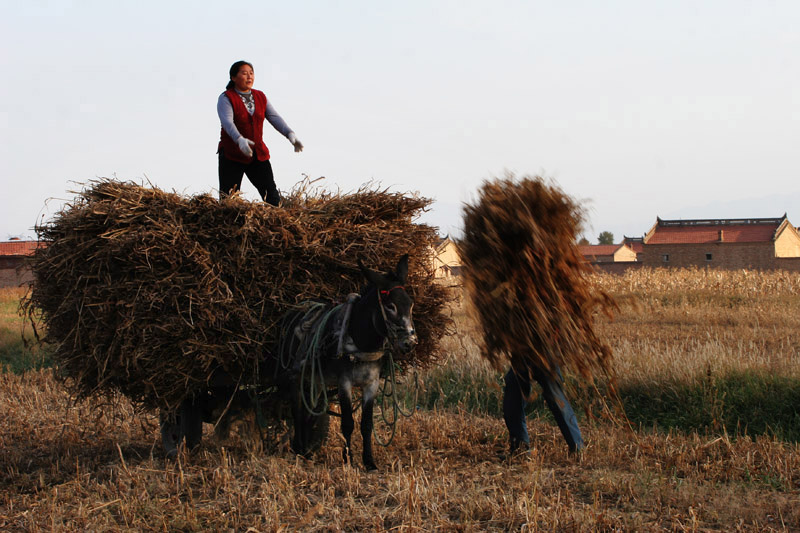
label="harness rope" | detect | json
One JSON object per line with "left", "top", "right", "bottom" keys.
{"left": 300, "top": 303, "right": 342, "bottom": 416}
{"left": 372, "top": 350, "right": 419, "bottom": 446}
{"left": 371, "top": 285, "right": 419, "bottom": 446}
{"left": 284, "top": 301, "right": 343, "bottom": 417}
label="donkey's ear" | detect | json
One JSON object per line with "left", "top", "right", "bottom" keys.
{"left": 359, "top": 258, "right": 383, "bottom": 286}
{"left": 396, "top": 254, "right": 409, "bottom": 283}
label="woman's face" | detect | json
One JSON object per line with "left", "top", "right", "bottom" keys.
{"left": 231, "top": 64, "right": 254, "bottom": 92}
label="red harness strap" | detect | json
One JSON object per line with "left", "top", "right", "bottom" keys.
{"left": 379, "top": 286, "right": 404, "bottom": 297}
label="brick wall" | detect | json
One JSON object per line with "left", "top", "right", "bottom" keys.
{"left": 0, "top": 257, "right": 23, "bottom": 269}
{"left": 774, "top": 257, "right": 800, "bottom": 272}
{"left": 640, "top": 243, "right": 800, "bottom": 271}
{"left": 0, "top": 258, "right": 33, "bottom": 288}
{"left": 589, "top": 262, "right": 645, "bottom": 275}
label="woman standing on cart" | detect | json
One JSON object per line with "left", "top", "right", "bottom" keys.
{"left": 217, "top": 60, "right": 304, "bottom": 205}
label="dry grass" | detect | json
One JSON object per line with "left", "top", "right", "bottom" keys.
{"left": 1, "top": 369, "right": 798, "bottom": 532}
{"left": 590, "top": 268, "right": 800, "bottom": 384}
{"left": 3, "top": 269, "right": 800, "bottom": 531}
{"left": 0, "top": 287, "right": 27, "bottom": 344}
{"left": 0, "top": 287, "right": 45, "bottom": 373}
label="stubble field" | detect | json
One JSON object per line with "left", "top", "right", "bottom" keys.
{"left": 1, "top": 268, "right": 799, "bottom": 531}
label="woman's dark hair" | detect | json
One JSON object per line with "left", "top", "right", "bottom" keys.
{"left": 226, "top": 60, "right": 253, "bottom": 90}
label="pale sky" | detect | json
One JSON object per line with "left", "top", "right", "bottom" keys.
{"left": 2, "top": 1, "right": 799, "bottom": 243}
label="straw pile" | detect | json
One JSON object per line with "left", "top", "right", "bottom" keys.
{"left": 457, "top": 175, "right": 615, "bottom": 381}
{"left": 24, "top": 179, "right": 448, "bottom": 412}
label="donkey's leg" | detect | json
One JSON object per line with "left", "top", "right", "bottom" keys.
{"left": 181, "top": 397, "right": 204, "bottom": 450}
{"left": 159, "top": 409, "right": 183, "bottom": 460}
{"left": 338, "top": 380, "right": 355, "bottom": 465}
{"left": 360, "top": 378, "right": 379, "bottom": 471}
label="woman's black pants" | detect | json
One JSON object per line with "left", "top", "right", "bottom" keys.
{"left": 218, "top": 151, "right": 280, "bottom": 206}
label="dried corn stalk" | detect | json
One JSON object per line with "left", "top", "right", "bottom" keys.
{"left": 23, "top": 179, "right": 449, "bottom": 411}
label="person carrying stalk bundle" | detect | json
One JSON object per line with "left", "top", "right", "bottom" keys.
{"left": 217, "top": 60, "right": 304, "bottom": 205}
{"left": 458, "top": 176, "right": 615, "bottom": 459}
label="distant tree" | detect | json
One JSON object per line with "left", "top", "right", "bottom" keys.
{"left": 598, "top": 231, "right": 614, "bottom": 245}
{"left": 578, "top": 237, "right": 590, "bottom": 245}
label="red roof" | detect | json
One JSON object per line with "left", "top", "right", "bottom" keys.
{"left": 579, "top": 244, "right": 619, "bottom": 256}
{"left": 0, "top": 240, "right": 41, "bottom": 257}
{"left": 625, "top": 242, "right": 644, "bottom": 253}
{"left": 647, "top": 220, "right": 780, "bottom": 244}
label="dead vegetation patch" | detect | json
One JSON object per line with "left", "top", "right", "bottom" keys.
{"left": 1, "top": 369, "right": 797, "bottom": 531}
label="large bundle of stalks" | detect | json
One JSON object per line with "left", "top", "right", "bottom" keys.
{"left": 457, "top": 175, "right": 615, "bottom": 381}
{"left": 24, "top": 179, "right": 448, "bottom": 411}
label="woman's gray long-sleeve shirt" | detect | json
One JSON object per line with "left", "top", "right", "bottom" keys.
{"left": 217, "top": 89, "right": 294, "bottom": 144}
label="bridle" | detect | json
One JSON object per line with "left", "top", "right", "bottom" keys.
{"left": 375, "top": 285, "right": 410, "bottom": 346}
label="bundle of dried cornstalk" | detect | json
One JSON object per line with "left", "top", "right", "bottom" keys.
{"left": 457, "top": 175, "right": 615, "bottom": 381}
{"left": 24, "top": 179, "right": 448, "bottom": 412}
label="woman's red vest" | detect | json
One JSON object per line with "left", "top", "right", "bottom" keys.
{"left": 218, "top": 89, "right": 271, "bottom": 163}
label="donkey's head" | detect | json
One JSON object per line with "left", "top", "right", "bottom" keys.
{"left": 359, "top": 254, "right": 418, "bottom": 354}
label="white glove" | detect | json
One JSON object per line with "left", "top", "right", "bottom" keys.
{"left": 237, "top": 137, "right": 255, "bottom": 157}
{"left": 288, "top": 132, "right": 303, "bottom": 153}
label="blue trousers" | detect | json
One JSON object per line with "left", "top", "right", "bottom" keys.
{"left": 503, "top": 366, "right": 584, "bottom": 453}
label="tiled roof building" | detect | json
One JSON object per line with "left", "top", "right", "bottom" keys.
{"left": 432, "top": 236, "right": 461, "bottom": 279}
{"left": 0, "top": 239, "right": 41, "bottom": 287}
{"left": 640, "top": 215, "right": 800, "bottom": 269}
{"left": 578, "top": 243, "right": 637, "bottom": 263}
{"left": 0, "top": 240, "right": 40, "bottom": 257}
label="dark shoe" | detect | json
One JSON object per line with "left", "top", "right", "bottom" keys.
{"left": 509, "top": 437, "right": 531, "bottom": 455}
{"left": 568, "top": 441, "right": 585, "bottom": 456}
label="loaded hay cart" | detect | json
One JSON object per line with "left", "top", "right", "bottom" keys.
{"left": 23, "top": 179, "right": 448, "bottom": 457}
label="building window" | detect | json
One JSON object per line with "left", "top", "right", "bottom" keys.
{"left": 705, "top": 253, "right": 713, "bottom": 261}
{"left": 662, "top": 254, "right": 670, "bottom": 263}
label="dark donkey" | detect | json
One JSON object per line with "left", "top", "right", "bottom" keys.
{"left": 277, "top": 254, "right": 417, "bottom": 470}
